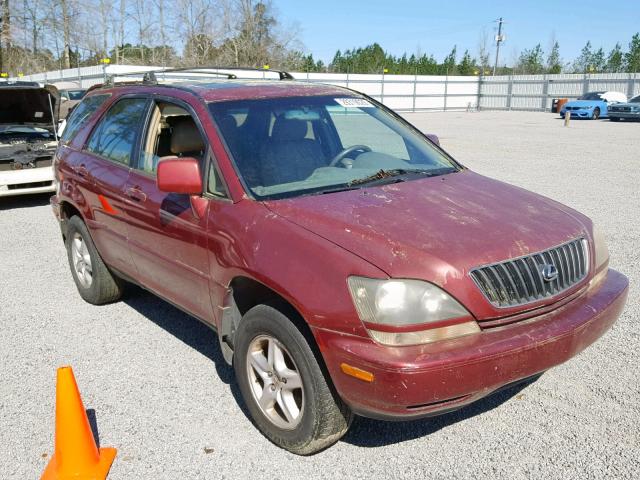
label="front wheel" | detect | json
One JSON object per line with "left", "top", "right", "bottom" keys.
{"left": 610, "top": 116, "right": 620, "bottom": 122}
{"left": 234, "top": 304, "right": 352, "bottom": 455}
{"left": 592, "top": 107, "right": 600, "bottom": 120}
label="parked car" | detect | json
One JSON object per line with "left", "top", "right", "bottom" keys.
{"left": 52, "top": 81, "right": 87, "bottom": 119}
{"left": 51, "top": 71, "right": 629, "bottom": 455}
{"left": 608, "top": 94, "right": 640, "bottom": 121}
{"left": 0, "top": 82, "right": 59, "bottom": 197}
{"left": 560, "top": 91, "right": 627, "bottom": 119}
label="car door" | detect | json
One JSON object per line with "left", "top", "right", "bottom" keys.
{"left": 80, "top": 96, "right": 150, "bottom": 276}
{"left": 121, "top": 99, "right": 215, "bottom": 322}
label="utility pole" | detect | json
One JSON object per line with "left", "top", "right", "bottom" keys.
{"left": 492, "top": 17, "right": 505, "bottom": 76}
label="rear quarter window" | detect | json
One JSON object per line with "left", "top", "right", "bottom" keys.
{"left": 85, "top": 97, "right": 148, "bottom": 165}
{"left": 60, "top": 93, "right": 110, "bottom": 145}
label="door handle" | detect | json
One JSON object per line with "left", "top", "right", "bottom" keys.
{"left": 125, "top": 187, "right": 147, "bottom": 202}
{"left": 74, "top": 164, "right": 89, "bottom": 177}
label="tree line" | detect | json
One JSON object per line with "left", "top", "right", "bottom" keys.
{"left": 308, "top": 34, "right": 640, "bottom": 75}
{"left": 1, "top": 0, "right": 639, "bottom": 76}
{"left": 0, "top": 0, "right": 303, "bottom": 74}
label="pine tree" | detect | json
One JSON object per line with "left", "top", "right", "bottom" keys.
{"left": 574, "top": 41, "right": 593, "bottom": 72}
{"left": 546, "top": 41, "right": 561, "bottom": 74}
{"left": 517, "top": 44, "right": 544, "bottom": 74}
{"left": 606, "top": 43, "right": 624, "bottom": 72}
{"left": 457, "top": 50, "right": 475, "bottom": 75}
{"left": 592, "top": 48, "right": 606, "bottom": 72}
{"left": 442, "top": 46, "right": 457, "bottom": 74}
{"left": 624, "top": 33, "right": 640, "bottom": 72}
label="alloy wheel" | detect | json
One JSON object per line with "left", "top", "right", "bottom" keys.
{"left": 246, "top": 335, "right": 304, "bottom": 430}
{"left": 71, "top": 232, "right": 93, "bottom": 288}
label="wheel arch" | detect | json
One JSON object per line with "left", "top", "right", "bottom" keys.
{"left": 220, "top": 276, "right": 323, "bottom": 370}
{"left": 59, "top": 200, "right": 84, "bottom": 241}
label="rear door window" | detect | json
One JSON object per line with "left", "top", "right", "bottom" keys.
{"left": 85, "top": 97, "right": 148, "bottom": 165}
{"left": 60, "top": 93, "right": 110, "bottom": 144}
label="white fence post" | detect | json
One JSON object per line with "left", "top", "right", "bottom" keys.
{"left": 541, "top": 75, "right": 549, "bottom": 111}
{"left": 412, "top": 71, "right": 417, "bottom": 112}
{"left": 444, "top": 71, "right": 448, "bottom": 111}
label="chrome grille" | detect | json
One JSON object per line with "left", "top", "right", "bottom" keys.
{"left": 470, "top": 238, "right": 589, "bottom": 308}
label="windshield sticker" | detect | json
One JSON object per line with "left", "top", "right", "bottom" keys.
{"left": 335, "top": 98, "right": 373, "bottom": 108}
{"left": 34, "top": 111, "right": 44, "bottom": 118}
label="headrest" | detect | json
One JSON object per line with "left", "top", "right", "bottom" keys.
{"left": 219, "top": 114, "right": 237, "bottom": 131}
{"left": 271, "top": 117, "right": 307, "bottom": 142}
{"left": 170, "top": 117, "right": 205, "bottom": 154}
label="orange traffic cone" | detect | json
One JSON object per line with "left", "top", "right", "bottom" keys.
{"left": 41, "top": 366, "right": 117, "bottom": 480}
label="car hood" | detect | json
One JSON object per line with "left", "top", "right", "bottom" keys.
{"left": 564, "top": 100, "right": 603, "bottom": 108}
{"left": 610, "top": 102, "right": 639, "bottom": 108}
{"left": 0, "top": 85, "right": 60, "bottom": 128}
{"left": 264, "top": 170, "right": 592, "bottom": 319}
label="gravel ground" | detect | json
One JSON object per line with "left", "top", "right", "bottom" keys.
{"left": 1, "top": 111, "right": 638, "bottom": 479}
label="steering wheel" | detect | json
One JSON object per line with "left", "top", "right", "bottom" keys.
{"left": 328, "top": 145, "right": 372, "bottom": 167}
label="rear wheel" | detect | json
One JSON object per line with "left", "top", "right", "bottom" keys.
{"left": 234, "top": 304, "right": 352, "bottom": 455}
{"left": 66, "top": 216, "right": 123, "bottom": 305}
{"left": 592, "top": 107, "right": 600, "bottom": 119}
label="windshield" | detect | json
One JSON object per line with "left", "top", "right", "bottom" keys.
{"left": 578, "top": 92, "right": 604, "bottom": 101}
{"left": 630, "top": 95, "right": 640, "bottom": 103}
{"left": 209, "top": 95, "right": 459, "bottom": 199}
{"left": 64, "top": 89, "right": 86, "bottom": 101}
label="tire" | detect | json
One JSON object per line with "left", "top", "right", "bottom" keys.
{"left": 65, "top": 215, "right": 123, "bottom": 305}
{"left": 592, "top": 107, "right": 600, "bottom": 120}
{"left": 610, "top": 116, "right": 620, "bottom": 122}
{"left": 233, "top": 304, "right": 352, "bottom": 455}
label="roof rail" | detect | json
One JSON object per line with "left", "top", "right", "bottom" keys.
{"left": 167, "top": 66, "right": 295, "bottom": 81}
{"left": 104, "top": 68, "right": 237, "bottom": 87}
{"left": 103, "top": 66, "right": 294, "bottom": 88}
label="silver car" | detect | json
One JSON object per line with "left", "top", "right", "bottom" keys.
{"left": 609, "top": 95, "right": 640, "bottom": 121}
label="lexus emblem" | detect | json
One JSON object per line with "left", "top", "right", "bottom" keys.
{"left": 540, "top": 264, "right": 559, "bottom": 282}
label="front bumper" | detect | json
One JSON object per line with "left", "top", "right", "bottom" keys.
{"left": 609, "top": 111, "right": 640, "bottom": 119}
{"left": 560, "top": 109, "right": 595, "bottom": 119}
{"left": 0, "top": 166, "right": 55, "bottom": 197}
{"left": 314, "top": 268, "right": 628, "bottom": 420}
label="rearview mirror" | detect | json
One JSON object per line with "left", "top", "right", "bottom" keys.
{"left": 157, "top": 157, "right": 202, "bottom": 195}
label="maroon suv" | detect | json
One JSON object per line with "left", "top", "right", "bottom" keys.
{"left": 51, "top": 70, "right": 628, "bottom": 455}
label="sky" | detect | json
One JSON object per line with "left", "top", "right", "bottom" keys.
{"left": 275, "top": 0, "right": 640, "bottom": 65}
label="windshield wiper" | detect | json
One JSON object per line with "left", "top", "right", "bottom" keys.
{"left": 348, "top": 168, "right": 453, "bottom": 187}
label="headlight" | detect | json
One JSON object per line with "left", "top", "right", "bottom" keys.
{"left": 347, "top": 277, "right": 479, "bottom": 346}
{"left": 592, "top": 224, "right": 609, "bottom": 271}
{"left": 580, "top": 105, "right": 593, "bottom": 110}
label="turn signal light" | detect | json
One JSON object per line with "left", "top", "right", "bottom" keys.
{"left": 340, "top": 363, "right": 374, "bottom": 383}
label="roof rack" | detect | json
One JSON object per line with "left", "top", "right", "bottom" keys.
{"left": 103, "top": 66, "right": 294, "bottom": 88}
{"left": 170, "top": 66, "right": 295, "bottom": 81}
{"left": 104, "top": 68, "right": 236, "bottom": 87}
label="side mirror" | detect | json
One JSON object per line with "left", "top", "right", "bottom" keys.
{"left": 426, "top": 133, "right": 440, "bottom": 146}
{"left": 157, "top": 157, "right": 202, "bottom": 195}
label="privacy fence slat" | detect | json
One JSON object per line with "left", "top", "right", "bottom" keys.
{"left": 9, "top": 66, "right": 640, "bottom": 113}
